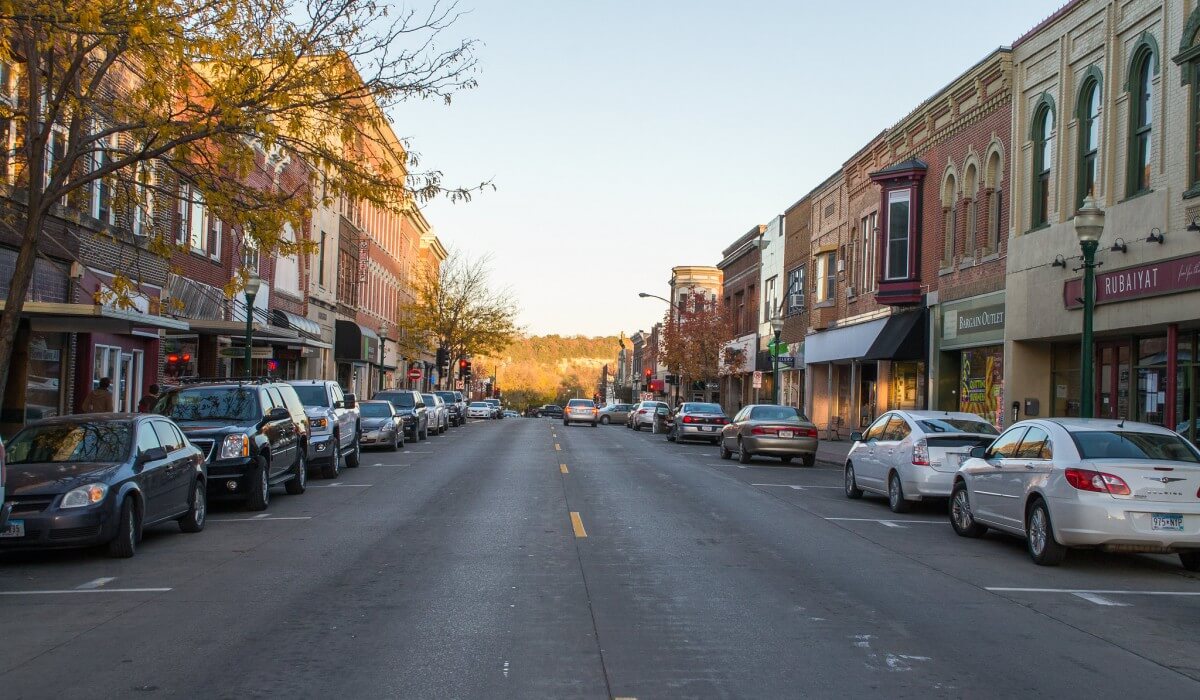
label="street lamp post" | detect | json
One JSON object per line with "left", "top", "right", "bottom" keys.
{"left": 243, "top": 272, "right": 263, "bottom": 379}
{"left": 770, "top": 310, "right": 784, "bottom": 405}
{"left": 639, "top": 291, "right": 683, "bottom": 406}
{"left": 1073, "top": 197, "right": 1105, "bottom": 419}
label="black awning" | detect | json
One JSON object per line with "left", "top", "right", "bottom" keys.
{"left": 335, "top": 319, "right": 379, "bottom": 363}
{"left": 862, "top": 309, "right": 925, "bottom": 361}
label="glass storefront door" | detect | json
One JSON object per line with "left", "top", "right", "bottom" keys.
{"left": 1096, "top": 341, "right": 1131, "bottom": 420}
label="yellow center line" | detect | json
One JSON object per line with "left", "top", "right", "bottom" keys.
{"left": 570, "top": 511, "right": 587, "bottom": 538}
{"left": 560, "top": 463, "right": 569, "bottom": 474}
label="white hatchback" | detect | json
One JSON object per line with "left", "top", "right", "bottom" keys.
{"left": 949, "top": 418, "right": 1200, "bottom": 570}
{"left": 844, "top": 411, "right": 999, "bottom": 513}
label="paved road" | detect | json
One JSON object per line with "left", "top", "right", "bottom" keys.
{"left": 2, "top": 417, "right": 1200, "bottom": 698}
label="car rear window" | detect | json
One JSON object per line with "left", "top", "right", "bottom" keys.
{"left": 156, "top": 387, "right": 259, "bottom": 421}
{"left": 7, "top": 421, "right": 133, "bottom": 464}
{"left": 568, "top": 399, "right": 593, "bottom": 407}
{"left": 360, "top": 403, "right": 392, "bottom": 418}
{"left": 291, "top": 385, "right": 329, "bottom": 407}
{"left": 378, "top": 392, "right": 415, "bottom": 408}
{"left": 1073, "top": 430, "right": 1200, "bottom": 463}
{"left": 683, "top": 403, "right": 722, "bottom": 414}
{"left": 749, "top": 406, "right": 802, "bottom": 422}
{"left": 916, "top": 418, "right": 998, "bottom": 435}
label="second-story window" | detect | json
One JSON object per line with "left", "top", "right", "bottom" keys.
{"left": 941, "top": 173, "right": 957, "bottom": 268}
{"left": 90, "top": 131, "right": 116, "bottom": 226}
{"left": 1031, "top": 101, "right": 1054, "bottom": 227}
{"left": 885, "top": 190, "right": 911, "bottom": 280}
{"left": 860, "top": 212, "right": 876, "bottom": 293}
{"left": 1128, "top": 46, "right": 1155, "bottom": 196}
{"left": 1077, "top": 75, "right": 1101, "bottom": 208}
{"left": 763, "top": 276, "right": 776, "bottom": 323}
{"left": 815, "top": 251, "right": 836, "bottom": 304}
{"left": 786, "top": 266, "right": 804, "bottom": 313}
{"left": 318, "top": 231, "right": 328, "bottom": 287}
{"left": 132, "top": 162, "right": 156, "bottom": 237}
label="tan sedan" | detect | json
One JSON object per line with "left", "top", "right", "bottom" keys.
{"left": 719, "top": 404, "right": 819, "bottom": 466}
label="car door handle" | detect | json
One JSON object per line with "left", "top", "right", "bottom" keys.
{"left": 1023, "top": 462, "right": 1036, "bottom": 469}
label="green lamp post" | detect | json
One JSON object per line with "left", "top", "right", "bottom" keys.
{"left": 1073, "top": 197, "right": 1105, "bottom": 419}
{"left": 243, "top": 272, "right": 263, "bottom": 379}
{"left": 770, "top": 309, "right": 785, "bottom": 405}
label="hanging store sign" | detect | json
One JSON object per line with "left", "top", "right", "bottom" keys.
{"left": 1064, "top": 253, "right": 1200, "bottom": 309}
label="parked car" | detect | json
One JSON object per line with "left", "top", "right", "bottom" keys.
{"left": 467, "top": 401, "right": 493, "bottom": 419}
{"left": 435, "top": 390, "right": 466, "bottom": 426}
{"left": 357, "top": 400, "right": 404, "bottom": 450}
{"left": 597, "top": 403, "right": 633, "bottom": 425}
{"left": 503, "top": 410, "right": 520, "bottom": 418}
{"left": 843, "top": 410, "right": 999, "bottom": 513}
{"left": 564, "top": 398, "right": 599, "bottom": 427}
{"left": 540, "top": 404, "right": 564, "bottom": 419}
{"left": 666, "top": 402, "right": 728, "bottom": 444}
{"left": 484, "top": 398, "right": 503, "bottom": 419}
{"left": 286, "top": 379, "right": 360, "bottom": 478}
{"left": 947, "top": 418, "right": 1200, "bottom": 570}
{"left": 0, "top": 415, "right": 206, "bottom": 557}
{"left": 422, "top": 393, "right": 450, "bottom": 435}
{"left": 155, "top": 381, "right": 308, "bottom": 509}
{"left": 628, "top": 401, "right": 669, "bottom": 431}
{"left": 373, "top": 390, "right": 429, "bottom": 441}
{"left": 719, "top": 404, "right": 818, "bottom": 465}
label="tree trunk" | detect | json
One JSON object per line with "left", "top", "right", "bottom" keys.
{"left": 0, "top": 209, "right": 46, "bottom": 411}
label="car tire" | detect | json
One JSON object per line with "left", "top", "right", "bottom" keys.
{"left": 737, "top": 438, "right": 752, "bottom": 464}
{"left": 1026, "top": 499, "right": 1067, "bottom": 566}
{"left": 1179, "top": 552, "right": 1200, "bottom": 571}
{"left": 887, "top": 472, "right": 911, "bottom": 513}
{"left": 780, "top": 456, "right": 793, "bottom": 464}
{"left": 246, "top": 455, "right": 270, "bottom": 511}
{"left": 600, "top": 416, "right": 610, "bottom": 425}
{"left": 844, "top": 462, "right": 863, "bottom": 499}
{"left": 802, "top": 454, "right": 815, "bottom": 467}
{"left": 285, "top": 449, "right": 307, "bottom": 495}
{"left": 390, "top": 432, "right": 400, "bottom": 451}
{"left": 322, "top": 445, "right": 341, "bottom": 479}
{"left": 634, "top": 421, "right": 641, "bottom": 432}
{"left": 179, "top": 479, "right": 206, "bottom": 533}
{"left": 345, "top": 433, "right": 362, "bottom": 467}
{"left": 950, "top": 480, "right": 987, "bottom": 538}
{"left": 108, "top": 495, "right": 139, "bottom": 559}
{"left": 719, "top": 441, "right": 733, "bottom": 460}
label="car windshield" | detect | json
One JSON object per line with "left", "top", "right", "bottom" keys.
{"left": 470, "top": 402, "right": 489, "bottom": 408}
{"left": 380, "top": 393, "right": 415, "bottom": 408}
{"left": 916, "top": 417, "right": 999, "bottom": 435}
{"left": 156, "top": 387, "right": 259, "bottom": 421}
{"left": 360, "top": 403, "right": 392, "bottom": 418}
{"left": 421, "top": 395, "right": 438, "bottom": 405}
{"left": 683, "top": 403, "right": 722, "bottom": 414}
{"left": 750, "top": 406, "right": 802, "bottom": 422}
{"left": 7, "top": 421, "right": 133, "bottom": 464}
{"left": 435, "top": 392, "right": 456, "bottom": 402}
{"left": 1073, "top": 430, "right": 1200, "bottom": 463}
{"left": 291, "top": 385, "right": 329, "bottom": 407}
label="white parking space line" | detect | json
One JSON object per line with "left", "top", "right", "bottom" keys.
{"left": 0, "top": 588, "right": 172, "bottom": 596}
{"left": 824, "top": 517, "right": 946, "bottom": 529}
{"left": 1071, "top": 592, "right": 1131, "bottom": 606}
{"left": 209, "top": 515, "right": 313, "bottom": 522}
{"left": 752, "top": 483, "right": 843, "bottom": 491}
{"left": 986, "top": 587, "right": 1200, "bottom": 596}
{"left": 307, "top": 482, "right": 372, "bottom": 488}
{"left": 75, "top": 577, "right": 117, "bottom": 590}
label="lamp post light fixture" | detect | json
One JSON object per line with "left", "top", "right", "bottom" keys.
{"left": 769, "top": 309, "right": 785, "bottom": 405}
{"left": 1073, "top": 197, "right": 1105, "bottom": 419}
{"left": 638, "top": 291, "right": 685, "bottom": 406}
{"left": 243, "top": 272, "right": 263, "bottom": 379}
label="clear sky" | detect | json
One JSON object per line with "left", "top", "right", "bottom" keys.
{"left": 394, "top": 0, "right": 1060, "bottom": 337}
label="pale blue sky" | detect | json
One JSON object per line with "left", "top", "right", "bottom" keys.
{"left": 395, "top": 0, "right": 1059, "bottom": 337}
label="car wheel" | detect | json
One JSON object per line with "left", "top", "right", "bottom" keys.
{"left": 950, "top": 481, "right": 987, "bottom": 538}
{"left": 1026, "top": 499, "right": 1067, "bottom": 566}
{"left": 108, "top": 495, "right": 139, "bottom": 558}
{"left": 780, "top": 456, "right": 793, "bottom": 464}
{"left": 600, "top": 416, "right": 610, "bottom": 425}
{"left": 322, "top": 444, "right": 341, "bottom": 479}
{"left": 634, "top": 421, "right": 641, "bottom": 432}
{"left": 179, "top": 479, "right": 206, "bottom": 533}
{"left": 719, "top": 440, "right": 733, "bottom": 460}
{"left": 345, "top": 433, "right": 362, "bottom": 467}
{"left": 285, "top": 449, "right": 307, "bottom": 495}
{"left": 802, "top": 454, "right": 815, "bottom": 467}
{"left": 390, "top": 432, "right": 400, "bottom": 451}
{"left": 1179, "top": 552, "right": 1200, "bottom": 571}
{"left": 844, "top": 462, "right": 863, "bottom": 499}
{"left": 246, "top": 455, "right": 270, "bottom": 511}
{"left": 737, "top": 438, "right": 752, "bottom": 464}
{"left": 887, "top": 472, "right": 911, "bottom": 513}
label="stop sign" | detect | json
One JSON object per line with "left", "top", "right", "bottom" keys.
{"left": 407, "top": 367, "right": 423, "bottom": 381}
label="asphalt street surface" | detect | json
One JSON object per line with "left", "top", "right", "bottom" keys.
{"left": 2, "top": 417, "right": 1200, "bottom": 698}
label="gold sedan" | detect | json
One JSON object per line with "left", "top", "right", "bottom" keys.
{"left": 719, "top": 404, "right": 820, "bottom": 466}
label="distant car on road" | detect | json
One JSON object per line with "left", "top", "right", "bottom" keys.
{"left": 843, "top": 410, "right": 999, "bottom": 513}
{"left": 422, "top": 393, "right": 450, "bottom": 435}
{"left": 539, "top": 404, "right": 564, "bottom": 419}
{"left": 628, "top": 401, "right": 669, "bottom": 431}
{"left": 503, "top": 410, "right": 520, "bottom": 418}
{"left": 467, "top": 401, "right": 493, "bottom": 419}
{"left": 720, "top": 404, "right": 818, "bottom": 466}
{"left": 947, "top": 418, "right": 1200, "bottom": 570}
{"left": 0, "top": 415, "right": 206, "bottom": 557}
{"left": 435, "top": 390, "right": 466, "bottom": 426}
{"left": 484, "top": 398, "right": 503, "bottom": 419}
{"left": 666, "top": 402, "right": 728, "bottom": 444}
{"left": 564, "top": 398, "right": 599, "bottom": 427}
{"left": 357, "top": 400, "right": 404, "bottom": 451}
{"left": 373, "top": 390, "right": 429, "bottom": 442}
{"left": 598, "top": 403, "right": 633, "bottom": 425}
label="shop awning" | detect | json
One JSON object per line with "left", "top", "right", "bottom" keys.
{"left": 271, "top": 309, "right": 323, "bottom": 340}
{"left": 170, "top": 318, "right": 299, "bottom": 343}
{"left": 335, "top": 319, "right": 380, "bottom": 363}
{"left": 3, "top": 301, "right": 191, "bottom": 333}
{"left": 805, "top": 317, "right": 888, "bottom": 364}
{"left": 862, "top": 309, "right": 925, "bottom": 361}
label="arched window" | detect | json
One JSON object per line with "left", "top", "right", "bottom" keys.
{"left": 1128, "top": 47, "right": 1155, "bottom": 195}
{"left": 941, "top": 171, "right": 957, "bottom": 267}
{"left": 1031, "top": 99, "right": 1054, "bottom": 227}
{"left": 1076, "top": 73, "right": 1101, "bottom": 208}
{"left": 1178, "top": 21, "right": 1200, "bottom": 193}
{"left": 963, "top": 162, "right": 979, "bottom": 257}
{"left": 984, "top": 147, "right": 1003, "bottom": 252}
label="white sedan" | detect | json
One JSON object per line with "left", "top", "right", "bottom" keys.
{"left": 949, "top": 418, "right": 1200, "bottom": 570}
{"left": 467, "top": 402, "right": 492, "bottom": 419}
{"left": 844, "top": 410, "right": 999, "bottom": 512}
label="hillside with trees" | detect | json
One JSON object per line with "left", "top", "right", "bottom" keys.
{"left": 477, "top": 335, "right": 620, "bottom": 410}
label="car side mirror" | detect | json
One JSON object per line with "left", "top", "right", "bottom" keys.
{"left": 139, "top": 446, "right": 168, "bottom": 465}
{"left": 969, "top": 446, "right": 987, "bottom": 459}
{"left": 342, "top": 394, "right": 356, "bottom": 409}
{"left": 850, "top": 431, "right": 863, "bottom": 442}
{"left": 266, "top": 406, "right": 290, "bottom": 422}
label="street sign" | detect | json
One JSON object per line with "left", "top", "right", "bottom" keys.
{"left": 455, "top": 380, "right": 464, "bottom": 390}
{"left": 407, "top": 367, "right": 423, "bottom": 380}
{"left": 752, "top": 371, "right": 763, "bottom": 388}
{"left": 778, "top": 355, "right": 795, "bottom": 367}
{"left": 430, "top": 370, "right": 439, "bottom": 385}
{"left": 705, "top": 381, "right": 719, "bottom": 390}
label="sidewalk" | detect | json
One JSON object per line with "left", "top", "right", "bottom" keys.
{"left": 815, "top": 439, "right": 852, "bottom": 468}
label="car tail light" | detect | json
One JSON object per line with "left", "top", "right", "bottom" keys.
{"left": 637, "top": 409, "right": 647, "bottom": 414}
{"left": 911, "top": 438, "right": 929, "bottom": 466}
{"left": 802, "top": 427, "right": 818, "bottom": 438}
{"left": 682, "top": 416, "right": 695, "bottom": 424}
{"left": 751, "top": 426, "right": 777, "bottom": 436}
{"left": 1065, "top": 468, "right": 1131, "bottom": 495}
{"left": 717, "top": 418, "right": 729, "bottom": 425}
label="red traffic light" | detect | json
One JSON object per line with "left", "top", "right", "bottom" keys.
{"left": 459, "top": 359, "right": 468, "bottom": 369}
{"left": 167, "top": 354, "right": 180, "bottom": 363}
{"left": 644, "top": 368, "right": 652, "bottom": 378}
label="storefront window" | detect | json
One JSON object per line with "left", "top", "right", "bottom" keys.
{"left": 1051, "top": 343, "right": 1080, "bottom": 417}
{"left": 890, "top": 361, "right": 925, "bottom": 410}
{"left": 27, "top": 333, "right": 64, "bottom": 420}
{"left": 1136, "top": 337, "right": 1168, "bottom": 426}
{"left": 959, "top": 347, "right": 1003, "bottom": 426}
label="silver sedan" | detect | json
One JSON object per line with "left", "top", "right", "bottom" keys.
{"left": 719, "top": 404, "right": 819, "bottom": 466}
{"left": 949, "top": 418, "right": 1200, "bottom": 570}
{"left": 356, "top": 400, "right": 404, "bottom": 451}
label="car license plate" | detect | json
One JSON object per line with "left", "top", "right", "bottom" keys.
{"left": 779, "top": 430, "right": 794, "bottom": 438}
{"left": 1, "top": 519, "right": 25, "bottom": 538}
{"left": 1151, "top": 513, "right": 1184, "bottom": 532}
{"left": 701, "top": 426, "right": 716, "bottom": 432}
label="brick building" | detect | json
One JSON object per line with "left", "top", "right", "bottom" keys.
{"left": 779, "top": 189, "right": 814, "bottom": 409}
{"left": 717, "top": 225, "right": 764, "bottom": 414}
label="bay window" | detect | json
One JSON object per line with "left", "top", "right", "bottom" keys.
{"left": 886, "top": 189, "right": 911, "bottom": 280}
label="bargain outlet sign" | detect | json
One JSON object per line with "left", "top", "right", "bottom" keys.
{"left": 1064, "top": 253, "right": 1200, "bottom": 309}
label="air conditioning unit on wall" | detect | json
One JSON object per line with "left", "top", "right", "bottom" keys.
{"left": 788, "top": 293, "right": 804, "bottom": 310}
{"left": 836, "top": 259, "right": 845, "bottom": 273}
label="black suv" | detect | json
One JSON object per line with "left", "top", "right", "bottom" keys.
{"left": 434, "top": 390, "right": 465, "bottom": 426}
{"left": 154, "top": 380, "right": 309, "bottom": 510}
{"left": 372, "top": 390, "right": 428, "bottom": 441}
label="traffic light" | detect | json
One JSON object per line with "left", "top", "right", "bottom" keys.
{"left": 464, "top": 360, "right": 473, "bottom": 378}
{"left": 458, "top": 358, "right": 467, "bottom": 378}
{"left": 436, "top": 347, "right": 449, "bottom": 371}
{"left": 644, "top": 368, "right": 652, "bottom": 380}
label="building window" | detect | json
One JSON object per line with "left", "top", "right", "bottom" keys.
{"left": 860, "top": 212, "right": 876, "bottom": 292}
{"left": 1077, "top": 75, "right": 1101, "bottom": 208}
{"left": 786, "top": 266, "right": 804, "bottom": 313}
{"left": 318, "top": 231, "right": 328, "bottom": 287}
{"left": 242, "top": 231, "right": 260, "bottom": 272}
{"left": 132, "top": 162, "right": 156, "bottom": 237}
{"left": 179, "top": 184, "right": 208, "bottom": 251}
{"left": 1031, "top": 100, "right": 1054, "bottom": 227}
{"left": 1190, "top": 34, "right": 1200, "bottom": 190}
{"left": 815, "top": 252, "right": 836, "bottom": 304}
{"left": 763, "top": 275, "right": 777, "bottom": 323}
{"left": 985, "top": 148, "right": 1003, "bottom": 252}
{"left": 885, "top": 189, "right": 911, "bottom": 280}
{"left": 941, "top": 173, "right": 957, "bottom": 268}
{"left": 963, "top": 163, "right": 978, "bottom": 258}
{"left": 44, "top": 126, "right": 67, "bottom": 198}
{"left": 0, "top": 61, "right": 14, "bottom": 184}
{"left": 1128, "top": 47, "right": 1155, "bottom": 196}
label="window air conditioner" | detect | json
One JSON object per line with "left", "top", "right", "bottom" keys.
{"left": 836, "top": 259, "right": 845, "bottom": 273}
{"left": 788, "top": 293, "right": 804, "bottom": 309}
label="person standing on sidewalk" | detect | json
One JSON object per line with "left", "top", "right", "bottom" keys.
{"left": 80, "top": 377, "right": 115, "bottom": 413}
